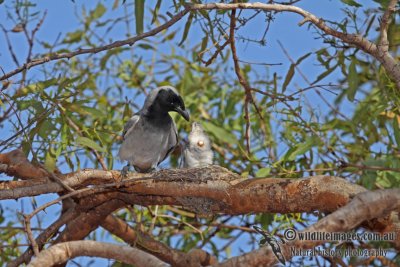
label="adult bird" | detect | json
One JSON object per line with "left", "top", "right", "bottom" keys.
{"left": 119, "top": 86, "right": 190, "bottom": 174}
{"left": 181, "top": 122, "right": 213, "bottom": 168}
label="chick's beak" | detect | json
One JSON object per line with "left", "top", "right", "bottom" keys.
{"left": 175, "top": 106, "right": 190, "bottom": 121}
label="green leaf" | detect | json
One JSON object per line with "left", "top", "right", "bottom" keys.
{"left": 179, "top": 13, "right": 194, "bottom": 46}
{"left": 151, "top": 0, "right": 162, "bottom": 24}
{"left": 44, "top": 150, "right": 56, "bottom": 172}
{"left": 285, "top": 136, "right": 319, "bottom": 161}
{"left": 341, "top": 0, "right": 362, "bottom": 7}
{"left": 372, "top": 0, "right": 390, "bottom": 9}
{"left": 394, "top": 118, "right": 400, "bottom": 148}
{"left": 200, "top": 35, "right": 208, "bottom": 53}
{"left": 100, "top": 48, "right": 124, "bottom": 70}
{"left": 282, "top": 53, "right": 311, "bottom": 92}
{"left": 38, "top": 120, "right": 56, "bottom": 139}
{"left": 256, "top": 167, "right": 271, "bottom": 178}
{"left": 259, "top": 213, "right": 274, "bottom": 228}
{"left": 361, "top": 171, "right": 377, "bottom": 189}
{"left": 282, "top": 64, "right": 295, "bottom": 92}
{"left": 347, "top": 57, "right": 359, "bottom": 102}
{"left": 138, "top": 43, "right": 154, "bottom": 50}
{"left": 202, "top": 121, "right": 237, "bottom": 145}
{"left": 295, "top": 52, "right": 312, "bottom": 65}
{"left": 135, "top": 0, "right": 145, "bottom": 34}
{"left": 91, "top": 3, "right": 106, "bottom": 20}
{"left": 311, "top": 63, "right": 338, "bottom": 84}
{"left": 64, "top": 30, "right": 84, "bottom": 44}
{"left": 76, "top": 136, "right": 106, "bottom": 153}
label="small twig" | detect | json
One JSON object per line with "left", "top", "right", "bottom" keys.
{"left": 229, "top": 9, "right": 251, "bottom": 154}
{"left": 0, "top": 105, "right": 14, "bottom": 123}
{"left": 25, "top": 10, "right": 47, "bottom": 63}
{"left": 27, "top": 187, "right": 108, "bottom": 220}
{"left": 48, "top": 172, "right": 74, "bottom": 192}
{"left": 200, "top": 39, "right": 230, "bottom": 66}
{"left": 63, "top": 113, "right": 108, "bottom": 171}
{"left": 278, "top": 41, "right": 352, "bottom": 121}
{"left": 277, "top": 39, "right": 311, "bottom": 84}
{"left": 9, "top": 208, "right": 79, "bottom": 267}
{"left": 276, "top": 40, "right": 326, "bottom": 138}
{"left": 0, "top": 105, "right": 56, "bottom": 151}
{"left": 0, "top": 91, "right": 30, "bottom": 146}
{"left": 20, "top": 186, "right": 107, "bottom": 256}
{"left": 149, "top": 205, "right": 158, "bottom": 233}
{"left": 186, "top": 2, "right": 400, "bottom": 90}
{"left": 339, "top": 161, "right": 400, "bottom": 173}
{"left": 0, "top": 244, "right": 32, "bottom": 248}
{"left": 0, "top": 25, "right": 20, "bottom": 66}
{"left": 199, "top": 216, "right": 233, "bottom": 248}
{"left": 378, "top": 0, "right": 397, "bottom": 53}
{"left": 237, "top": 59, "right": 282, "bottom": 66}
{"left": 23, "top": 215, "right": 39, "bottom": 256}
{"left": 229, "top": 8, "right": 270, "bottom": 155}
{"left": 0, "top": 8, "right": 190, "bottom": 81}
{"left": 157, "top": 214, "right": 203, "bottom": 239}
{"left": 0, "top": 226, "right": 43, "bottom": 231}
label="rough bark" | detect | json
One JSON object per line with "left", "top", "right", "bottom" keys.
{"left": 2, "top": 150, "right": 399, "bottom": 266}
{"left": 101, "top": 215, "right": 217, "bottom": 267}
{"left": 218, "top": 189, "right": 400, "bottom": 267}
{"left": 27, "top": 240, "right": 168, "bottom": 267}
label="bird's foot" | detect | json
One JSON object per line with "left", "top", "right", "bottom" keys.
{"left": 121, "top": 165, "right": 131, "bottom": 178}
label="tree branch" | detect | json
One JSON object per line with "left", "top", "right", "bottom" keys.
{"left": 0, "top": 149, "right": 49, "bottom": 180}
{"left": 101, "top": 215, "right": 217, "bottom": 267}
{"left": 379, "top": 0, "right": 398, "bottom": 53}
{"left": 27, "top": 240, "right": 168, "bottom": 267}
{"left": 186, "top": 2, "right": 400, "bottom": 89}
{"left": 3, "top": 158, "right": 399, "bottom": 265}
{"left": 0, "top": 8, "right": 190, "bottom": 82}
{"left": 229, "top": 8, "right": 251, "bottom": 154}
{"left": 8, "top": 208, "right": 80, "bottom": 267}
{"left": 0, "top": 165, "right": 367, "bottom": 215}
{"left": 53, "top": 199, "right": 124, "bottom": 244}
{"left": 2, "top": 2, "right": 398, "bottom": 89}
{"left": 218, "top": 188, "right": 400, "bottom": 267}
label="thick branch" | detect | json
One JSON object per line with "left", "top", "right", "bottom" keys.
{"left": 218, "top": 189, "right": 400, "bottom": 267}
{"left": 27, "top": 240, "right": 168, "bottom": 267}
{"left": 0, "top": 149, "right": 48, "bottom": 180}
{"left": 53, "top": 199, "right": 124, "bottom": 244}
{"left": 298, "top": 188, "right": 400, "bottom": 248}
{"left": 101, "top": 215, "right": 217, "bottom": 267}
{"left": 0, "top": 165, "right": 366, "bottom": 215}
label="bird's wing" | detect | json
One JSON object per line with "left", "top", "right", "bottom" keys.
{"left": 122, "top": 114, "right": 140, "bottom": 139}
{"left": 158, "top": 121, "right": 178, "bottom": 165}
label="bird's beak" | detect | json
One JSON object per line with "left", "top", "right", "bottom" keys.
{"left": 175, "top": 107, "right": 190, "bottom": 121}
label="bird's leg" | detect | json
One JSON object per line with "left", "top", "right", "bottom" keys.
{"left": 121, "top": 163, "right": 131, "bottom": 178}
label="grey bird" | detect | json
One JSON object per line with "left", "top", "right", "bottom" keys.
{"left": 119, "top": 86, "right": 190, "bottom": 174}
{"left": 181, "top": 122, "right": 213, "bottom": 168}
